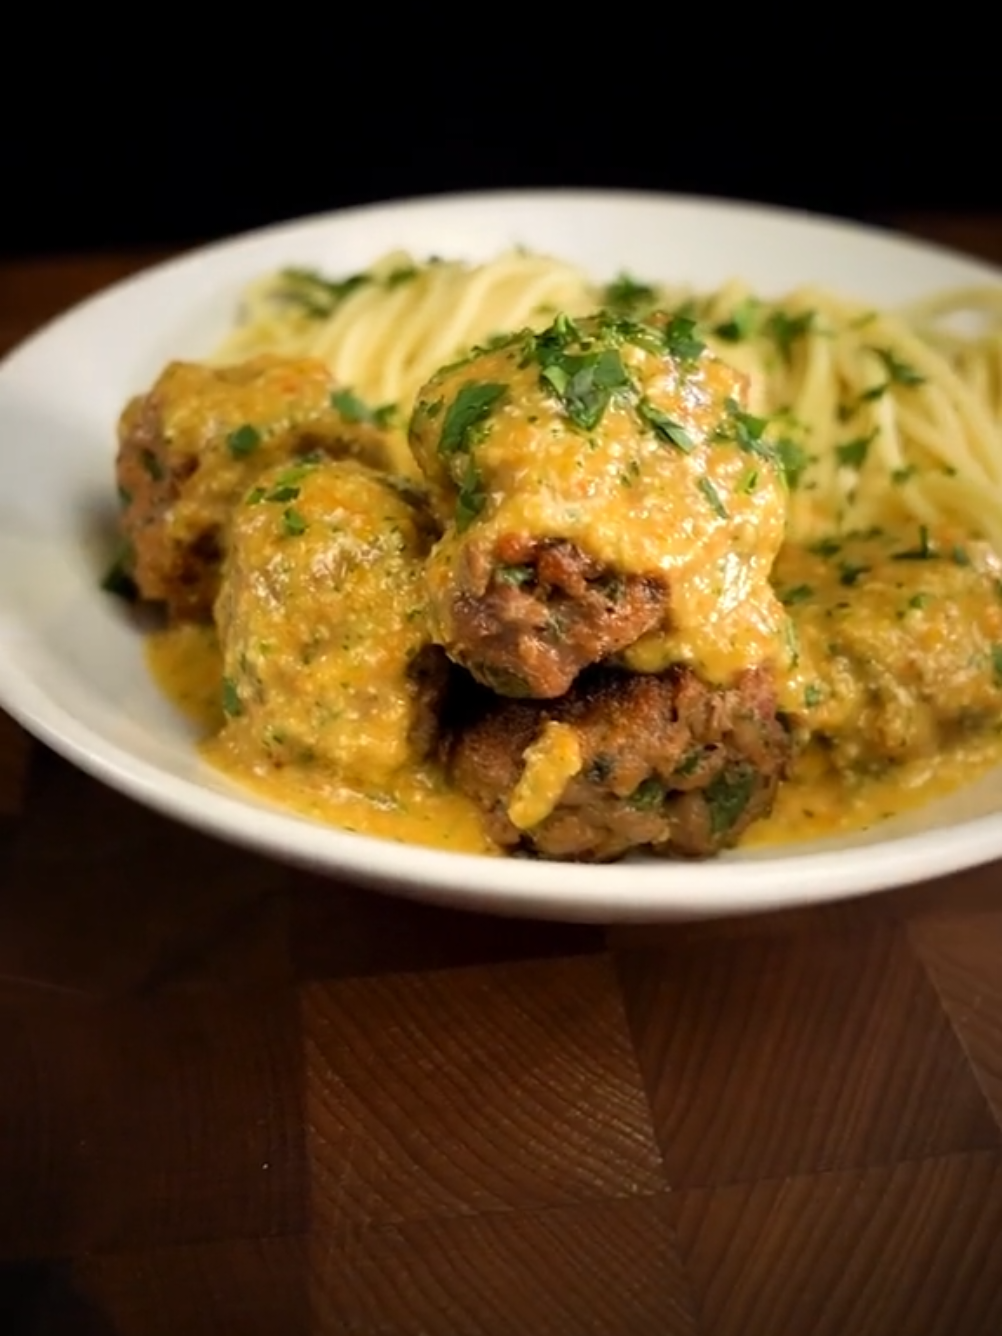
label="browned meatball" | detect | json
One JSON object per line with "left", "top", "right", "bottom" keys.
{"left": 115, "top": 354, "right": 394, "bottom": 621}
{"left": 409, "top": 310, "right": 792, "bottom": 700}
{"left": 445, "top": 665, "right": 793, "bottom": 861}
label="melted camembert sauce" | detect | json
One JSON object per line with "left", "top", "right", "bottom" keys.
{"left": 146, "top": 624, "right": 496, "bottom": 855}
{"left": 146, "top": 618, "right": 1002, "bottom": 857}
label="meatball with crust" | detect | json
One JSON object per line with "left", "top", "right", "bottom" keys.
{"left": 445, "top": 665, "right": 793, "bottom": 861}
{"left": 213, "top": 456, "right": 445, "bottom": 788}
{"left": 115, "top": 354, "right": 395, "bottom": 621}
{"left": 409, "top": 310, "right": 793, "bottom": 700}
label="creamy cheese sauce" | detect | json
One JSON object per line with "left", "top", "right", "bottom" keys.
{"left": 146, "top": 614, "right": 1002, "bottom": 856}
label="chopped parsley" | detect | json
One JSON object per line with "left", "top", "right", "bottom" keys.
{"left": 775, "top": 438, "right": 812, "bottom": 490}
{"left": 638, "top": 400, "right": 695, "bottom": 452}
{"left": 603, "top": 273, "right": 658, "bottom": 312}
{"left": 907, "top": 592, "right": 931, "bottom": 610}
{"left": 892, "top": 465, "right": 916, "bottom": 485}
{"left": 140, "top": 448, "right": 164, "bottom": 481}
{"left": 495, "top": 564, "right": 534, "bottom": 587}
{"left": 282, "top": 507, "right": 307, "bottom": 536}
{"left": 781, "top": 583, "right": 814, "bottom": 605}
{"left": 737, "top": 467, "right": 759, "bottom": 493}
{"left": 455, "top": 457, "right": 488, "bottom": 532}
{"left": 662, "top": 315, "right": 705, "bottom": 363}
{"left": 992, "top": 645, "right": 1002, "bottom": 686}
{"left": 275, "top": 267, "right": 372, "bottom": 318}
{"left": 221, "top": 677, "right": 243, "bottom": 718}
{"left": 951, "top": 545, "right": 971, "bottom": 567}
{"left": 697, "top": 476, "right": 728, "bottom": 518}
{"left": 764, "top": 309, "right": 814, "bottom": 363}
{"left": 100, "top": 542, "right": 137, "bottom": 600}
{"left": 873, "top": 347, "right": 926, "bottom": 386}
{"left": 714, "top": 299, "right": 759, "bottom": 343}
{"left": 893, "top": 526, "right": 935, "bottom": 561}
{"left": 540, "top": 347, "right": 631, "bottom": 432}
{"left": 705, "top": 765, "right": 756, "bottom": 836}
{"left": 804, "top": 683, "right": 824, "bottom": 708}
{"left": 438, "top": 382, "right": 507, "bottom": 457}
{"left": 838, "top": 561, "right": 870, "bottom": 587}
{"left": 227, "top": 424, "right": 262, "bottom": 458}
{"left": 810, "top": 537, "right": 843, "bottom": 557}
{"left": 629, "top": 777, "right": 666, "bottom": 810}
{"left": 331, "top": 388, "right": 397, "bottom": 427}
{"left": 836, "top": 431, "right": 876, "bottom": 470}
{"left": 673, "top": 750, "right": 703, "bottom": 777}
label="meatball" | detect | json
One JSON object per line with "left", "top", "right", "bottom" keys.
{"left": 409, "top": 310, "right": 792, "bottom": 699}
{"left": 213, "top": 456, "right": 444, "bottom": 787}
{"left": 778, "top": 525, "right": 1002, "bottom": 770}
{"left": 115, "top": 354, "right": 395, "bottom": 621}
{"left": 445, "top": 665, "right": 793, "bottom": 861}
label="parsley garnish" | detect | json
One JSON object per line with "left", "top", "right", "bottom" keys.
{"left": 697, "top": 477, "right": 728, "bottom": 518}
{"left": 140, "top": 448, "right": 164, "bottom": 481}
{"left": 714, "top": 299, "right": 759, "bottom": 343}
{"left": 439, "top": 382, "right": 507, "bottom": 456}
{"left": 331, "top": 388, "right": 397, "bottom": 427}
{"left": 629, "top": 777, "right": 666, "bottom": 810}
{"left": 705, "top": 765, "right": 756, "bottom": 836}
{"left": 282, "top": 507, "right": 307, "bottom": 536}
{"left": 455, "top": 457, "right": 488, "bottom": 532}
{"left": 775, "top": 438, "right": 812, "bottom": 490}
{"left": 804, "top": 683, "right": 824, "bottom": 708}
{"left": 992, "top": 646, "right": 1002, "bottom": 686}
{"left": 838, "top": 561, "right": 870, "bottom": 587}
{"left": 873, "top": 347, "right": 926, "bottom": 386}
{"left": 638, "top": 400, "right": 695, "bottom": 452}
{"left": 221, "top": 677, "right": 243, "bottom": 718}
{"left": 227, "top": 424, "right": 261, "bottom": 458}
{"left": 836, "top": 432, "right": 876, "bottom": 470}
{"left": 662, "top": 315, "right": 705, "bottom": 363}
{"left": 781, "top": 584, "right": 814, "bottom": 605}
{"left": 764, "top": 309, "right": 814, "bottom": 363}
{"left": 541, "top": 347, "right": 631, "bottom": 431}
{"left": 496, "top": 565, "right": 534, "bottom": 587}
{"left": 892, "top": 465, "right": 916, "bottom": 484}
{"left": 893, "top": 526, "right": 935, "bottom": 561}
{"left": 603, "top": 273, "right": 658, "bottom": 312}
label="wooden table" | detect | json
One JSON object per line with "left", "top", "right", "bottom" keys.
{"left": 1, "top": 216, "right": 1001, "bottom": 1336}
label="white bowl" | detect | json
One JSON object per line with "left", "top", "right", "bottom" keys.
{"left": 2, "top": 189, "right": 1001, "bottom": 922}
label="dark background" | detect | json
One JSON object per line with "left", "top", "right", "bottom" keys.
{"left": 2, "top": 37, "right": 995, "bottom": 260}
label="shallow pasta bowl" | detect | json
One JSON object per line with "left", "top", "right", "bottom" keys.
{"left": 1, "top": 188, "right": 1001, "bottom": 923}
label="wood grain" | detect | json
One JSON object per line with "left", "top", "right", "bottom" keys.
{"left": 0, "top": 215, "right": 1001, "bottom": 1332}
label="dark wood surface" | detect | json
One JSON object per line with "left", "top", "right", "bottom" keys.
{"left": 1, "top": 216, "right": 1002, "bottom": 1335}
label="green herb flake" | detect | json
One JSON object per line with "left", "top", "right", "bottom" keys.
{"left": 227, "top": 423, "right": 262, "bottom": 458}
{"left": 282, "top": 507, "right": 308, "bottom": 536}
{"left": 776, "top": 438, "right": 812, "bottom": 490}
{"left": 781, "top": 583, "right": 814, "bottom": 605}
{"left": 439, "top": 382, "right": 507, "bottom": 456}
{"left": 836, "top": 431, "right": 876, "bottom": 470}
{"left": 221, "top": 677, "right": 243, "bottom": 718}
{"left": 662, "top": 314, "right": 705, "bottom": 363}
{"left": 100, "top": 542, "right": 137, "bottom": 600}
{"left": 629, "top": 777, "right": 666, "bottom": 810}
{"left": 908, "top": 592, "right": 931, "bottom": 610}
{"left": 267, "top": 483, "right": 301, "bottom": 504}
{"left": 638, "top": 400, "right": 695, "bottom": 452}
{"left": 673, "top": 750, "right": 703, "bottom": 777}
{"left": 544, "top": 347, "right": 631, "bottom": 432}
{"left": 455, "top": 457, "right": 488, "bottom": 532}
{"left": 246, "top": 486, "right": 266, "bottom": 505}
{"left": 893, "top": 525, "right": 935, "bottom": 561}
{"left": 140, "top": 448, "right": 164, "bottom": 481}
{"left": 705, "top": 765, "right": 756, "bottom": 836}
{"left": 809, "top": 537, "right": 843, "bottom": 557}
{"left": 892, "top": 465, "right": 916, "bottom": 485}
{"left": 714, "top": 299, "right": 759, "bottom": 343}
{"left": 496, "top": 564, "right": 534, "bottom": 587}
{"left": 764, "top": 309, "right": 814, "bottom": 363}
{"left": 276, "top": 267, "right": 372, "bottom": 318}
{"left": 952, "top": 545, "right": 971, "bottom": 567}
{"left": 737, "top": 467, "right": 759, "bottom": 494}
{"left": 992, "top": 645, "right": 1002, "bottom": 686}
{"left": 603, "top": 273, "right": 657, "bottom": 312}
{"left": 804, "top": 683, "right": 824, "bottom": 708}
{"left": 873, "top": 347, "right": 926, "bottom": 386}
{"left": 697, "top": 476, "right": 728, "bottom": 519}
{"left": 838, "top": 561, "right": 871, "bottom": 587}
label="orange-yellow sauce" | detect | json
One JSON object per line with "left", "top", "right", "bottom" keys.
{"left": 147, "top": 621, "right": 1002, "bottom": 856}
{"left": 145, "top": 625, "right": 496, "bottom": 855}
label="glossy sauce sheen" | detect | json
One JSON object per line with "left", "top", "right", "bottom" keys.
{"left": 408, "top": 315, "right": 794, "bottom": 696}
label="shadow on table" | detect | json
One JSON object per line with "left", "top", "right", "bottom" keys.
{"left": 0, "top": 1262, "right": 119, "bottom": 1335}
